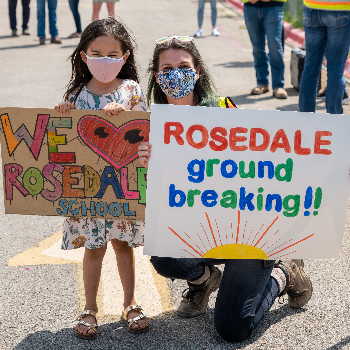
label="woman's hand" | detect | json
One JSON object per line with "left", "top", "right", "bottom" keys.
{"left": 103, "top": 102, "right": 126, "bottom": 117}
{"left": 54, "top": 102, "right": 75, "bottom": 115}
{"left": 138, "top": 142, "right": 152, "bottom": 169}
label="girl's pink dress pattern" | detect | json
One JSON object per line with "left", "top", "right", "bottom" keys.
{"left": 61, "top": 79, "right": 146, "bottom": 250}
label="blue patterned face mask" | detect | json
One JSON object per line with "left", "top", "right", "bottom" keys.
{"left": 157, "top": 68, "right": 197, "bottom": 99}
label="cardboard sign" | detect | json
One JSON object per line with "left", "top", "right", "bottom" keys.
{"left": 0, "top": 108, "right": 149, "bottom": 220}
{"left": 144, "top": 104, "right": 350, "bottom": 259}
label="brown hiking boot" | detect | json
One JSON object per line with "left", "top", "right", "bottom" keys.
{"left": 276, "top": 259, "right": 313, "bottom": 308}
{"left": 273, "top": 87, "right": 288, "bottom": 99}
{"left": 251, "top": 85, "right": 269, "bottom": 95}
{"left": 176, "top": 266, "right": 222, "bottom": 318}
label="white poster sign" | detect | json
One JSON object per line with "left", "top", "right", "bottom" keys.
{"left": 144, "top": 104, "right": 350, "bottom": 259}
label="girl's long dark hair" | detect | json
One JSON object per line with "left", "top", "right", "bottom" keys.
{"left": 64, "top": 17, "right": 139, "bottom": 102}
{"left": 147, "top": 39, "right": 218, "bottom": 107}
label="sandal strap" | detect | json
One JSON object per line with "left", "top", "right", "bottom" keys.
{"left": 125, "top": 304, "right": 143, "bottom": 314}
{"left": 76, "top": 310, "right": 98, "bottom": 322}
{"left": 76, "top": 320, "right": 98, "bottom": 330}
{"left": 127, "top": 314, "right": 147, "bottom": 325}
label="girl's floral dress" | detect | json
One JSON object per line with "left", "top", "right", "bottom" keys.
{"left": 61, "top": 79, "right": 146, "bottom": 250}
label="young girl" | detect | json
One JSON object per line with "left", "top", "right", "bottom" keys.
{"left": 55, "top": 18, "right": 149, "bottom": 339}
{"left": 138, "top": 37, "right": 312, "bottom": 343}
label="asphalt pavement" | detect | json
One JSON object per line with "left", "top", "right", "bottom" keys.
{"left": 2, "top": 1, "right": 350, "bottom": 349}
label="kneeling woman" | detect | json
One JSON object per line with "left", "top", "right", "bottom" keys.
{"left": 138, "top": 36, "right": 312, "bottom": 342}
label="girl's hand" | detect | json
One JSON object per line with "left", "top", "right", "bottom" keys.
{"left": 103, "top": 102, "right": 126, "bottom": 117}
{"left": 54, "top": 102, "right": 75, "bottom": 115}
{"left": 138, "top": 142, "right": 152, "bottom": 169}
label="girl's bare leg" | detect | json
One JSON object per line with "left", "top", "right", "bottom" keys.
{"left": 111, "top": 239, "right": 149, "bottom": 330}
{"left": 106, "top": 2, "right": 115, "bottom": 18}
{"left": 76, "top": 245, "right": 107, "bottom": 335}
{"left": 92, "top": 3, "right": 102, "bottom": 22}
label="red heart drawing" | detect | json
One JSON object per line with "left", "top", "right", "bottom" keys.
{"left": 78, "top": 116, "right": 150, "bottom": 169}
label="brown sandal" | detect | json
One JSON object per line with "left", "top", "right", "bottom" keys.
{"left": 75, "top": 310, "right": 98, "bottom": 339}
{"left": 122, "top": 305, "right": 149, "bottom": 334}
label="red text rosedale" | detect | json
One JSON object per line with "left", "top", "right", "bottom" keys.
{"left": 164, "top": 122, "right": 332, "bottom": 155}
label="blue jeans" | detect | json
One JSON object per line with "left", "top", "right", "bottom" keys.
{"left": 37, "top": 0, "right": 58, "bottom": 38}
{"left": 68, "top": 0, "right": 81, "bottom": 33}
{"left": 198, "top": 0, "right": 217, "bottom": 27}
{"left": 151, "top": 257, "right": 279, "bottom": 342}
{"left": 299, "top": 7, "right": 350, "bottom": 114}
{"left": 244, "top": 5, "right": 285, "bottom": 89}
{"left": 9, "top": 0, "right": 31, "bottom": 31}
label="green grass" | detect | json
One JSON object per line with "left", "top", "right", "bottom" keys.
{"left": 283, "top": 0, "right": 304, "bottom": 29}
{"left": 284, "top": 13, "right": 304, "bottom": 30}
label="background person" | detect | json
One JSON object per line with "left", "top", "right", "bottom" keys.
{"left": 8, "top": 0, "right": 31, "bottom": 37}
{"left": 92, "top": 0, "right": 118, "bottom": 22}
{"left": 243, "top": 0, "right": 287, "bottom": 99}
{"left": 68, "top": 0, "right": 82, "bottom": 38}
{"left": 299, "top": 2, "right": 350, "bottom": 114}
{"left": 37, "top": 0, "right": 61, "bottom": 44}
{"left": 194, "top": 0, "right": 220, "bottom": 37}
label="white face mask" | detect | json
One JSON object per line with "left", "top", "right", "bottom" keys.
{"left": 83, "top": 51, "right": 129, "bottom": 83}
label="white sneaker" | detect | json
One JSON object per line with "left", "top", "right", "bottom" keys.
{"left": 194, "top": 28, "right": 202, "bottom": 37}
{"left": 211, "top": 27, "right": 220, "bottom": 36}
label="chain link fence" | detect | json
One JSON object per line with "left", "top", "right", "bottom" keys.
{"left": 284, "top": 0, "right": 304, "bottom": 29}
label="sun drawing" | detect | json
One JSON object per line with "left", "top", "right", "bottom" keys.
{"left": 168, "top": 211, "right": 314, "bottom": 259}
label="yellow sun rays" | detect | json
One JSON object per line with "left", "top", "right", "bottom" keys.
{"left": 168, "top": 211, "right": 314, "bottom": 259}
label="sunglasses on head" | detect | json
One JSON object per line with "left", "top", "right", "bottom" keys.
{"left": 155, "top": 36, "right": 194, "bottom": 44}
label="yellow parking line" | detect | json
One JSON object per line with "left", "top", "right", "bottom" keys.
{"left": 8, "top": 230, "right": 82, "bottom": 266}
{"left": 149, "top": 259, "right": 174, "bottom": 315}
{"left": 8, "top": 230, "right": 174, "bottom": 317}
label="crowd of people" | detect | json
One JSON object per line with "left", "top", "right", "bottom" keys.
{"left": 9, "top": 0, "right": 348, "bottom": 111}
{"left": 8, "top": 0, "right": 118, "bottom": 43}
{"left": 8, "top": 0, "right": 350, "bottom": 344}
